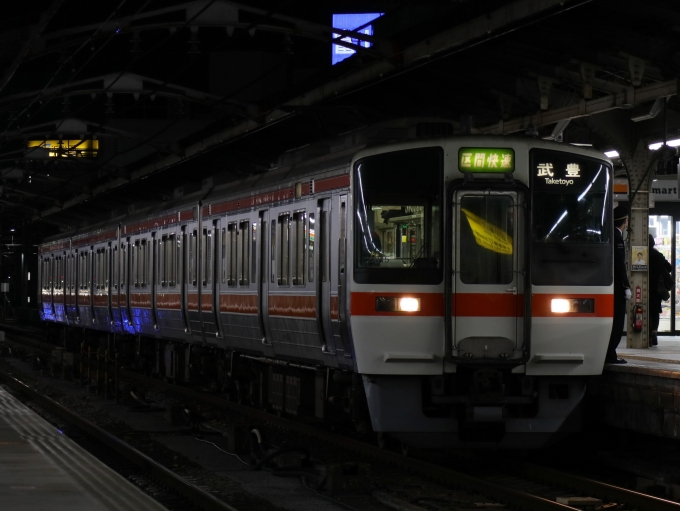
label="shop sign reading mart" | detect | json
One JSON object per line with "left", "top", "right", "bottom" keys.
{"left": 614, "top": 179, "right": 680, "bottom": 203}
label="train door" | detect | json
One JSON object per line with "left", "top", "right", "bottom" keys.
{"left": 317, "top": 198, "right": 335, "bottom": 355}
{"left": 451, "top": 190, "right": 526, "bottom": 361}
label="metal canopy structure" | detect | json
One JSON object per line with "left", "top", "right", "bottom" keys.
{"left": 0, "top": 0, "right": 679, "bottom": 240}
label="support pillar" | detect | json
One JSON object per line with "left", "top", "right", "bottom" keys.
{"left": 588, "top": 111, "right": 659, "bottom": 349}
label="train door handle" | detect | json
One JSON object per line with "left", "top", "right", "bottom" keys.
{"left": 505, "top": 287, "right": 517, "bottom": 295}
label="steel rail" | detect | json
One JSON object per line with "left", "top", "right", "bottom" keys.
{"left": 521, "top": 463, "right": 680, "bottom": 511}
{"left": 5, "top": 331, "right": 680, "bottom": 511}
{"left": 0, "top": 370, "right": 239, "bottom": 511}
{"left": 114, "top": 370, "right": 576, "bottom": 511}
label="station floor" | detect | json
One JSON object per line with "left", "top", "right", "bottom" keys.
{"left": 616, "top": 336, "right": 680, "bottom": 369}
{"left": 0, "top": 386, "right": 168, "bottom": 511}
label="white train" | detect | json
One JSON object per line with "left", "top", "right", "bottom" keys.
{"left": 39, "top": 120, "right": 613, "bottom": 447}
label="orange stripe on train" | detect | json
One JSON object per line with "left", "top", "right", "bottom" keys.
{"left": 268, "top": 295, "right": 316, "bottom": 318}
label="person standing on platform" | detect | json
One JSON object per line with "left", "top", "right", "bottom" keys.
{"left": 606, "top": 205, "right": 631, "bottom": 364}
{"left": 648, "top": 234, "right": 672, "bottom": 347}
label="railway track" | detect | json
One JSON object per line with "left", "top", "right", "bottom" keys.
{"left": 3, "top": 328, "right": 680, "bottom": 511}
{"left": 0, "top": 370, "right": 239, "bottom": 511}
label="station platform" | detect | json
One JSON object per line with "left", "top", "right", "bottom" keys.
{"left": 0, "top": 386, "right": 167, "bottom": 511}
{"left": 588, "top": 338, "right": 680, "bottom": 440}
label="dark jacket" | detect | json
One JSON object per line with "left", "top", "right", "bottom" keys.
{"left": 650, "top": 246, "right": 672, "bottom": 313}
{"left": 614, "top": 227, "right": 630, "bottom": 299}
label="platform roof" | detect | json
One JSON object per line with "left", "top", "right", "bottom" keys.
{"left": 0, "top": 0, "right": 678, "bottom": 239}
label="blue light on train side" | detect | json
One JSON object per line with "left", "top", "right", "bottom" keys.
{"left": 332, "top": 13, "right": 383, "bottom": 65}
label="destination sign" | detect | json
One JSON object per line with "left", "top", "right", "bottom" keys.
{"left": 459, "top": 148, "right": 514, "bottom": 173}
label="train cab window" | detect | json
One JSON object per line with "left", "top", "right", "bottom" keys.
{"left": 227, "top": 223, "right": 237, "bottom": 287}
{"left": 278, "top": 214, "right": 290, "bottom": 286}
{"left": 292, "top": 211, "right": 306, "bottom": 286}
{"left": 354, "top": 147, "right": 443, "bottom": 285}
{"left": 239, "top": 220, "right": 250, "bottom": 286}
{"left": 530, "top": 149, "right": 612, "bottom": 286}
{"left": 459, "top": 195, "right": 514, "bottom": 285}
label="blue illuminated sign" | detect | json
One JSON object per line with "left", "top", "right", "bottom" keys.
{"left": 332, "top": 13, "right": 383, "bottom": 65}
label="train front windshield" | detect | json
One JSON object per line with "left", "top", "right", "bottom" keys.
{"left": 354, "top": 147, "right": 443, "bottom": 284}
{"left": 531, "top": 149, "right": 613, "bottom": 286}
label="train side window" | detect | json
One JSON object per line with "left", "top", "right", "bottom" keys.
{"left": 93, "top": 250, "right": 99, "bottom": 290}
{"left": 97, "top": 249, "right": 102, "bottom": 290}
{"left": 113, "top": 247, "right": 118, "bottom": 290}
{"left": 160, "top": 236, "right": 167, "bottom": 287}
{"left": 105, "top": 248, "right": 110, "bottom": 292}
{"left": 168, "top": 235, "right": 176, "bottom": 287}
{"left": 270, "top": 220, "right": 276, "bottom": 284}
{"left": 308, "top": 214, "right": 315, "bottom": 283}
{"left": 83, "top": 252, "right": 88, "bottom": 290}
{"left": 202, "top": 229, "right": 212, "bottom": 286}
{"left": 251, "top": 221, "right": 257, "bottom": 284}
{"left": 321, "top": 211, "right": 328, "bottom": 283}
{"left": 142, "top": 239, "right": 148, "bottom": 287}
{"left": 133, "top": 240, "right": 139, "bottom": 288}
{"left": 221, "top": 228, "right": 227, "bottom": 284}
{"left": 292, "top": 211, "right": 306, "bottom": 286}
{"left": 121, "top": 244, "right": 127, "bottom": 290}
{"left": 175, "top": 234, "right": 181, "bottom": 287}
{"left": 78, "top": 253, "right": 82, "bottom": 290}
{"left": 136, "top": 241, "right": 141, "bottom": 288}
{"left": 278, "top": 214, "right": 290, "bottom": 286}
{"left": 99, "top": 249, "right": 104, "bottom": 290}
{"left": 189, "top": 230, "right": 197, "bottom": 286}
{"left": 239, "top": 220, "right": 250, "bottom": 286}
{"left": 227, "top": 222, "right": 237, "bottom": 287}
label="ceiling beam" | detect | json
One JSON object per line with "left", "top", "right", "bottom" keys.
{"left": 478, "top": 78, "right": 679, "bottom": 135}
{"left": 33, "top": 0, "right": 582, "bottom": 221}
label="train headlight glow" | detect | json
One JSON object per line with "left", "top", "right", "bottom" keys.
{"left": 551, "top": 299, "right": 571, "bottom": 313}
{"left": 375, "top": 296, "right": 421, "bottom": 312}
{"left": 550, "top": 298, "right": 595, "bottom": 313}
{"left": 398, "top": 297, "right": 420, "bottom": 312}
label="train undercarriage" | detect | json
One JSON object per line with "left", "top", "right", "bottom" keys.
{"left": 46, "top": 324, "right": 585, "bottom": 448}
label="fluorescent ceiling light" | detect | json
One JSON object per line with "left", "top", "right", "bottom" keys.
{"left": 605, "top": 137, "right": 680, "bottom": 159}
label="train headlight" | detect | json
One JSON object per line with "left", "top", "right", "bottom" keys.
{"left": 398, "top": 297, "right": 420, "bottom": 312}
{"left": 375, "top": 296, "right": 421, "bottom": 312}
{"left": 551, "top": 299, "right": 571, "bottom": 313}
{"left": 551, "top": 298, "right": 595, "bottom": 313}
